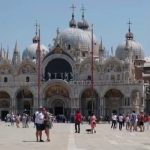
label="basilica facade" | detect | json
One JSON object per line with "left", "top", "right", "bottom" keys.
{"left": 0, "top": 11, "right": 147, "bottom": 120}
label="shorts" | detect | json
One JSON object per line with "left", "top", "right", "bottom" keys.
{"left": 36, "top": 123, "right": 45, "bottom": 131}
{"left": 139, "top": 121, "right": 144, "bottom": 126}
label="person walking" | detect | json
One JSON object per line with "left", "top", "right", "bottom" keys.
{"left": 111, "top": 113, "right": 117, "bottom": 129}
{"left": 90, "top": 113, "right": 97, "bottom": 133}
{"left": 118, "top": 114, "right": 123, "bottom": 131}
{"left": 129, "top": 111, "right": 137, "bottom": 132}
{"left": 15, "top": 113, "right": 20, "bottom": 128}
{"left": 75, "top": 110, "right": 82, "bottom": 133}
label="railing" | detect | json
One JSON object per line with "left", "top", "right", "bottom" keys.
{"left": 0, "top": 82, "right": 37, "bottom": 87}
{"left": 0, "top": 79, "right": 144, "bottom": 87}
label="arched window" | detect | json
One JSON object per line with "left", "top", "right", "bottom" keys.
{"left": 68, "top": 44, "right": 71, "bottom": 50}
{"left": 4, "top": 77, "right": 8, "bottom": 82}
{"left": 26, "top": 76, "right": 30, "bottom": 82}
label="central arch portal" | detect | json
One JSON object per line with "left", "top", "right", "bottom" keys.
{"left": 44, "top": 84, "right": 70, "bottom": 117}
{"left": 51, "top": 99, "right": 64, "bottom": 115}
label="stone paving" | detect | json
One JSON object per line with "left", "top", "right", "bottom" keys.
{"left": 0, "top": 121, "right": 150, "bottom": 150}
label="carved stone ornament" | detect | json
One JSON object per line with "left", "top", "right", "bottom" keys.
{"left": 53, "top": 44, "right": 63, "bottom": 54}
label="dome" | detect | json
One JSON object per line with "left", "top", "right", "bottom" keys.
{"left": 32, "top": 35, "right": 40, "bottom": 43}
{"left": 115, "top": 39, "right": 144, "bottom": 60}
{"left": 77, "top": 19, "right": 89, "bottom": 30}
{"left": 22, "top": 43, "right": 49, "bottom": 60}
{"left": 69, "top": 14, "right": 76, "bottom": 28}
{"left": 58, "top": 28, "right": 99, "bottom": 57}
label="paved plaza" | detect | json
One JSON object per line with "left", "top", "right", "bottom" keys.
{"left": 0, "top": 121, "right": 150, "bottom": 150}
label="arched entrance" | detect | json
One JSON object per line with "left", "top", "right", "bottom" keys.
{"left": 51, "top": 99, "right": 65, "bottom": 115}
{"left": 81, "top": 88, "right": 99, "bottom": 117}
{"left": 45, "top": 84, "right": 70, "bottom": 117}
{"left": 16, "top": 89, "right": 33, "bottom": 114}
{"left": 0, "top": 91, "right": 10, "bottom": 121}
{"left": 104, "top": 89, "right": 123, "bottom": 116}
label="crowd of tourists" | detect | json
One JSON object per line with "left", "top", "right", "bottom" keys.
{"left": 5, "top": 112, "right": 31, "bottom": 128}
{"left": 111, "top": 111, "right": 150, "bottom": 132}
{"left": 2, "top": 108, "right": 150, "bottom": 142}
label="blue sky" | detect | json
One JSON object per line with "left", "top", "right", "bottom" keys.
{"left": 0, "top": 0, "right": 150, "bottom": 58}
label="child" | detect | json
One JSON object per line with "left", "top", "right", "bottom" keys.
{"left": 90, "top": 113, "right": 97, "bottom": 133}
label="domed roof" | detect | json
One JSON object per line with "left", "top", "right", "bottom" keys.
{"left": 58, "top": 28, "right": 99, "bottom": 57}
{"left": 115, "top": 39, "right": 144, "bottom": 60}
{"left": 69, "top": 14, "right": 77, "bottom": 28}
{"left": 116, "top": 21, "right": 144, "bottom": 61}
{"left": 77, "top": 6, "right": 89, "bottom": 30}
{"left": 22, "top": 43, "right": 49, "bottom": 60}
{"left": 77, "top": 18, "right": 89, "bottom": 30}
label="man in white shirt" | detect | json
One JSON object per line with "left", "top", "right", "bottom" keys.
{"left": 35, "top": 107, "right": 45, "bottom": 142}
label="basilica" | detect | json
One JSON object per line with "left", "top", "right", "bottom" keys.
{"left": 0, "top": 9, "right": 149, "bottom": 120}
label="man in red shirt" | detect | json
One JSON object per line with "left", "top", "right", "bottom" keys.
{"left": 75, "top": 110, "right": 82, "bottom": 133}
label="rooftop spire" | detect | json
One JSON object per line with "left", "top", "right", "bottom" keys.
{"left": 127, "top": 19, "right": 132, "bottom": 33}
{"left": 71, "top": 4, "right": 76, "bottom": 15}
{"left": 12, "top": 41, "right": 20, "bottom": 65}
{"left": 6, "top": 45, "right": 9, "bottom": 59}
{"left": 0, "top": 44, "right": 2, "bottom": 58}
{"left": 35, "top": 20, "right": 38, "bottom": 36}
{"left": 99, "top": 37, "right": 104, "bottom": 51}
{"left": 14, "top": 41, "right": 18, "bottom": 52}
{"left": 33, "top": 21, "right": 40, "bottom": 43}
{"left": 81, "top": 5, "right": 85, "bottom": 19}
{"left": 69, "top": 4, "right": 76, "bottom": 28}
{"left": 56, "top": 27, "right": 59, "bottom": 37}
{"left": 125, "top": 19, "right": 134, "bottom": 40}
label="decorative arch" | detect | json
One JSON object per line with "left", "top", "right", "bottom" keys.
{"left": 42, "top": 53, "right": 76, "bottom": 80}
{"left": 104, "top": 89, "right": 124, "bottom": 116}
{"left": 15, "top": 88, "right": 34, "bottom": 114}
{"left": 80, "top": 88, "right": 99, "bottom": 116}
{"left": 18, "top": 62, "right": 36, "bottom": 74}
{"left": 0, "top": 91, "right": 11, "bottom": 108}
{"left": 45, "top": 85, "right": 69, "bottom": 98}
{"left": 79, "top": 58, "right": 100, "bottom": 74}
{"left": 44, "top": 58, "right": 73, "bottom": 81}
{"left": 44, "top": 83, "right": 71, "bottom": 116}
{"left": 103, "top": 57, "right": 122, "bottom": 73}
{"left": 0, "top": 64, "right": 13, "bottom": 74}
{"left": 42, "top": 79, "right": 72, "bottom": 99}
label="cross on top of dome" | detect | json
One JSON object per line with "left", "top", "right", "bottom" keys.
{"left": 33, "top": 21, "right": 40, "bottom": 43}
{"left": 69, "top": 4, "right": 77, "bottom": 28}
{"left": 77, "top": 5, "right": 89, "bottom": 30}
{"left": 125, "top": 19, "right": 134, "bottom": 40}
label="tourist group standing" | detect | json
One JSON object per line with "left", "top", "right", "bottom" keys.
{"left": 34, "top": 107, "right": 53, "bottom": 142}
